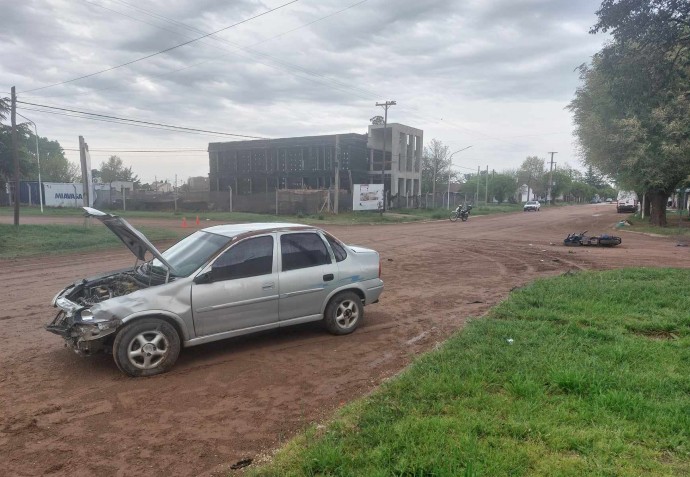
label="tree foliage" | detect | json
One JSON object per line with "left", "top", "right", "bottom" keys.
{"left": 98, "top": 155, "right": 139, "bottom": 183}
{"left": 518, "top": 156, "right": 545, "bottom": 199}
{"left": 1, "top": 98, "right": 79, "bottom": 185}
{"left": 421, "top": 139, "right": 453, "bottom": 194}
{"left": 490, "top": 173, "right": 517, "bottom": 204}
{"left": 570, "top": 0, "right": 690, "bottom": 225}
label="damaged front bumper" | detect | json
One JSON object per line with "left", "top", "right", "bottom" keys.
{"left": 46, "top": 300, "right": 121, "bottom": 355}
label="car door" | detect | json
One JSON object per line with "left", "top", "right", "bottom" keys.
{"left": 191, "top": 234, "right": 279, "bottom": 336}
{"left": 278, "top": 232, "right": 339, "bottom": 323}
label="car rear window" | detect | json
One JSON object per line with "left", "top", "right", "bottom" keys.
{"left": 324, "top": 233, "right": 347, "bottom": 262}
{"left": 281, "top": 233, "right": 331, "bottom": 271}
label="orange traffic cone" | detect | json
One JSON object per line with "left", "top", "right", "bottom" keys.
{"left": 196, "top": 215, "right": 200, "bottom": 226}
{"left": 182, "top": 217, "right": 187, "bottom": 228}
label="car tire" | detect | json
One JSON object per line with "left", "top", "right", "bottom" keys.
{"left": 323, "top": 291, "right": 363, "bottom": 335}
{"left": 113, "top": 318, "right": 181, "bottom": 377}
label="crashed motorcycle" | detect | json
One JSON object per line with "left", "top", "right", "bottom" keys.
{"left": 564, "top": 231, "right": 622, "bottom": 247}
{"left": 449, "top": 204, "right": 472, "bottom": 222}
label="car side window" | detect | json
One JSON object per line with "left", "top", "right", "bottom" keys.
{"left": 281, "top": 233, "right": 332, "bottom": 271}
{"left": 324, "top": 233, "right": 347, "bottom": 262}
{"left": 211, "top": 236, "right": 274, "bottom": 281}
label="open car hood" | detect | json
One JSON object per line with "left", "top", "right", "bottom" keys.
{"left": 83, "top": 207, "right": 176, "bottom": 274}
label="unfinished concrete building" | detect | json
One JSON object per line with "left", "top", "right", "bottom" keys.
{"left": 367, "top": 123, "right": 423, "bottom": 199}
{"left": 208, "top": 123, "right": 423, "bottom": 206}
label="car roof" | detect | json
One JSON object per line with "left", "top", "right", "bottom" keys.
{"left": 201, "top": 222, "right": 316, "bottom": 238}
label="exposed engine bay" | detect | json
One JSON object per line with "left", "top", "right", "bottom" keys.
{"left": 69, "top": 272, "right": 146, "bottom": 306}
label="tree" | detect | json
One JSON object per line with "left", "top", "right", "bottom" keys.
{"left": 518, "top": 156, "right": 545, "bottom": 200}
{"left": 99, "top": 155, "right": 139, "bottom": 183}
{"left": 548, "top": 169, "right": 573, "bottom": 202}
{"left": 490, "top": 173, "right": 517, "bottom": 204}
{"left": 421, "top": 139, "right": 451, "bottom": 198}
{"left": 569, "top": 42, "right": 689, "bottom": 225}
{"left": 570, "top": 1, "right": 690, "bottom": 226}
{"left": 31, "top": 135, "right": 79, "bottom": 182}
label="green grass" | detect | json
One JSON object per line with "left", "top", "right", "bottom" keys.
{"left": 623, "top": 212, "right": 690, "bottom": 237}
{"left": 0, "top": 205, "right": 524, "bottom": 225}
{"left": 0, "top": 224, "right": 178, "bottom": 259}
{"left": 250, "top": 268, "right": 690, "bottom": 476}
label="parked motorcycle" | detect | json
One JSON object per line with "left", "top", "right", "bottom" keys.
{"left": 564, "top": 231, "right": 622, "bottom": 247}
{"left": 449, "top": 204, "right": 472, "bottom": 222}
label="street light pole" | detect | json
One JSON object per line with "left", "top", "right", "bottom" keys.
{"left": 16, "top": 112, "right": 44, "bottom": 213}
{"left": 376, "top": 100, "right": 396, "bottom": 212}
{"left": 446, "top": 145, "right": 473, "bottom": 209}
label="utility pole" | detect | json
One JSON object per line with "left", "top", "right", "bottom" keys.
{"left": 376, "top": 100, "right": 396, "bottom": 212}
{"left": 485, "top": 165, "right": 489, "bottom": 204}
{"left": 547, "top": 151, "right": 558, "bottom": 205}
{"left": 10, "top": 87, "right": 20, "bottom": 226}
{"left": 476, "top": 166, "right": 480, "bottom": 204}
{"left": 334, "top": 134, "right": 340, "bottom": 214}
{"left": 445, "top": 145, "right": 473, "bottom": 209}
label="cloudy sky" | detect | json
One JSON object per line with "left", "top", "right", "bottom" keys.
{"left": 1, "top": 0, "right": 608, "bottom": 184}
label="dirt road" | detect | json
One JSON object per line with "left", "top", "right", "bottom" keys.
{"left": 1, "top": 204, "right": 687, "bottom": 476}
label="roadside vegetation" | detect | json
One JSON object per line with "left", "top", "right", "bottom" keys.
{"left": 0, "top": 204, "right": 527, "bottom": 226}
{"left": 251, "top": 268, "right": 690, "bottom": 476}
{"left": 623, "top": 213, "right": 690, "bottom": 237}
{"left": 0, "top": 223, "right": 178, "bottom": 259}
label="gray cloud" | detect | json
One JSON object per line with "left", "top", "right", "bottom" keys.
{"left": 1, "top": 0, "right": 608, "bottom": 182}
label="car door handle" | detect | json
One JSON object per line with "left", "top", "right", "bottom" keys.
{"left": 323, "top": 274, "right": 334, "bottom": 282}
{"left": 262, "top": 282, "right": 275, "bottom": 290}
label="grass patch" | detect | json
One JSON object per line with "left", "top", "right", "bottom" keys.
{"left": 250, "top": 268, "right": 690, "bottom": 476}
{"left": 0, "top": 223, "right": 178, "bottom": 259}
{"left": 624, "top": 212, "right": 690, "bottom": 237}
{"left": 0, "top": 205, "right": 524, "bottom": 226}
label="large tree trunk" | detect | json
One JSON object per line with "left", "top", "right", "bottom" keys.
{"left": 648, "top": 189, "right": 668, "bottom": 227}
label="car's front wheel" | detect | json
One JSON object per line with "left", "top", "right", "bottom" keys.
{"left": 113, "top": 318, "right": 181, "bottom": 377}
{"left": 324, "top": 292, "right": 363, "bottom": 335}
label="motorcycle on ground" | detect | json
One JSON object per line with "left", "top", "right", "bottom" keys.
{"left": 563, "top": 231, "right": 622, "bottom": 247}
{"left": 449, "top": 204, "right": 473, "bottom": 222}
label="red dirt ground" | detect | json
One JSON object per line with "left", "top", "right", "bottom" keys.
{"left": 1, "top": 204, "right": 688, "bottom": 476}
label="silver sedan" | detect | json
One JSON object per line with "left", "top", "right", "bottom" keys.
{"left": 47, "top": 208, "right": 384, "bottom": 377}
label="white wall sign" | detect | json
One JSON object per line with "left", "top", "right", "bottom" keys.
{"left": 353, "top": 183, "right": 384, "bottom": 211}
{"left": 43, "top": 182, "right": 85, "bottom": 207}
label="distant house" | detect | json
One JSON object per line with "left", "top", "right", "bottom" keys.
{"left": 152, "top": 181, "right": 173, "bottom": 193}
{"left": 187, "top": 176, "right": 209, "bottom": 191}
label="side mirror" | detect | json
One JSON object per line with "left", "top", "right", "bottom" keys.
{"left": 193, "top": 271, "right": 212, "bottom": 285}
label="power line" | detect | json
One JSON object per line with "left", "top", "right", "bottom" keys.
{"left": 28, "top": 0, "right": 374, "bottom": 102}
{"left": 17, "top": 100, "right": 266, "bottom": 139}
{"left": 63, "top": 147, "right": 208, "bottom": 152}
{"left": 20, "top": 0, "right": 300, "bottom": 94}
{"left": 16, "top": 105, "right": 261, "bottom": 139}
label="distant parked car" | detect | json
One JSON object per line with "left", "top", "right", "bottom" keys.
{"left": 523, "top": 200, "right": 541, "bottom": 212}
{"left": 47, "top": 208, "right": 384, "bottom": 377}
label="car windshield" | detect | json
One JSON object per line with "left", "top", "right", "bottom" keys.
{"left": 152, "top": 231, "right": 231, "bottom": 277}
{"left": 527, "top": 201, "right": 538, "bottom": 205}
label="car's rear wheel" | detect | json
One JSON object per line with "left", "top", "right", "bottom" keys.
{"left": 324, "top": 291, "right": 363, "bottom": 335}
{"left": 113, "top": 318, "right": 181, "bottom": 377}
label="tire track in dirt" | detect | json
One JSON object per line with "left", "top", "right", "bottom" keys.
{"left": 1, "top": 204, "right": 689, "bottom": 476}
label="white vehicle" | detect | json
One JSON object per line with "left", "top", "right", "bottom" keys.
{"left": 616, "top": 191, "right": 638, "bottom": 213}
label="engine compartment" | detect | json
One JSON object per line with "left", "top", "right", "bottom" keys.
{"left": 69, "top": 273, "right": 147, "bottom": 306}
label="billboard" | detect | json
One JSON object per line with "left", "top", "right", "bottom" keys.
{"left": 353, "top": 183, "right": 384, "bottom": 211}
{"left": 43, "top": 182, "right": 84, "bottom": 207}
